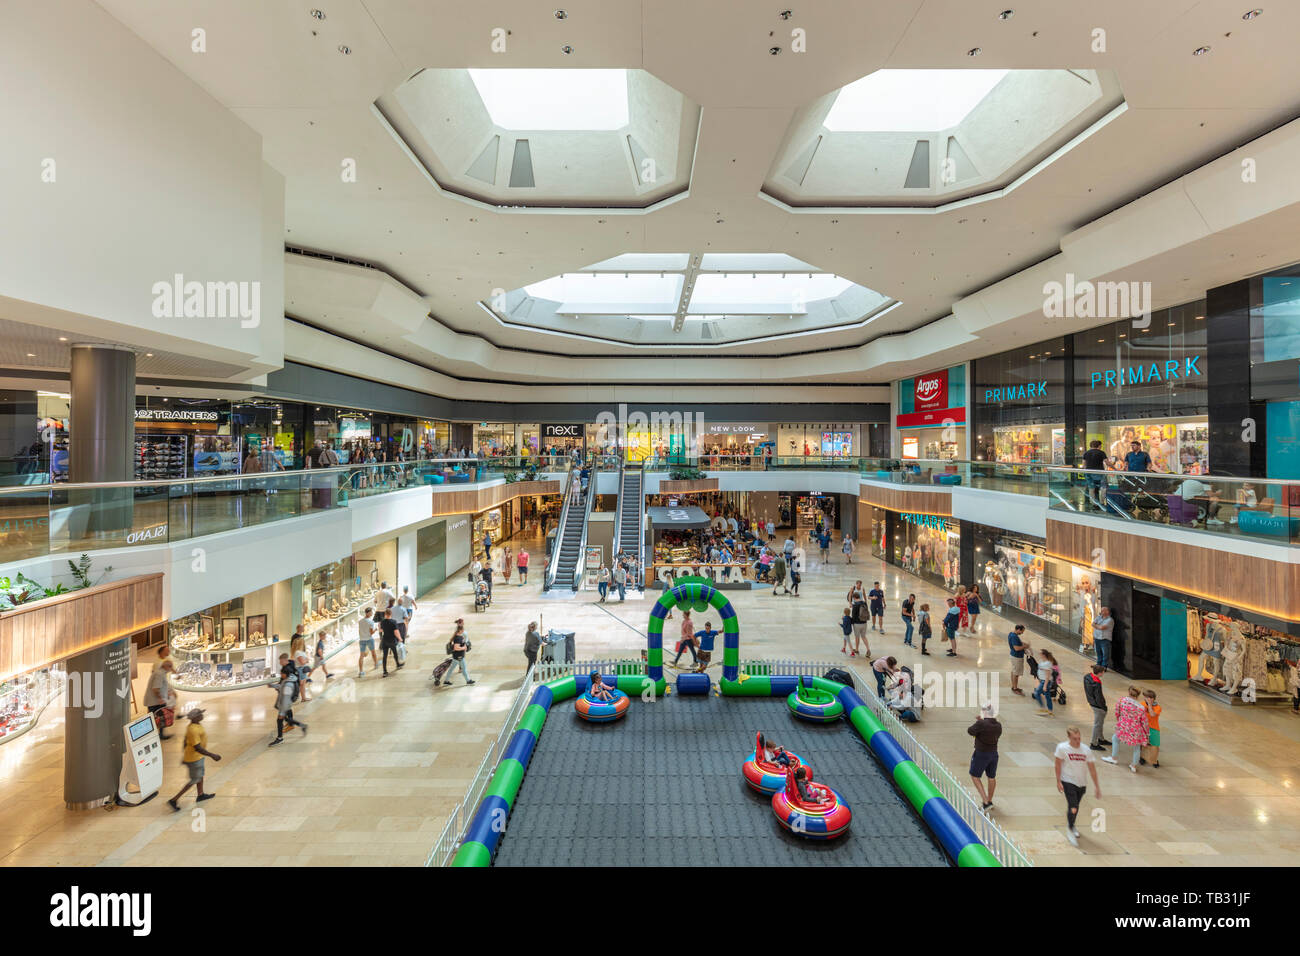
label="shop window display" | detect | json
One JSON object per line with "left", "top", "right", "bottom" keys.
{"left": 1186, "top": 608, "right": 1300, "bottom": 703}
{"left": 983, "top": 539, "right": 1100, "bottom": 657}
{"left": 893, "top": 514, "right": 959, "bottom": 589}
{"left": 0, "top": 663, "right": 66, "bottom": 744}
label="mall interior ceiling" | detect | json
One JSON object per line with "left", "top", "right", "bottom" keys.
{"left": 3, "top": 0, "right": 1300, "bottom": 409}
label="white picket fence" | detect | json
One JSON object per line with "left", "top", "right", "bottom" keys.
{"left": 426, "top": 657, "right": 1031, "bottom": 868}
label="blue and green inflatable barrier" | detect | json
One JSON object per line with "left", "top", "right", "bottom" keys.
{"left": 449, "top": 580, "right": 1000, "bottom": 867}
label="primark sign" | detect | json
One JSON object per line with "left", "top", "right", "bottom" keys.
{"left": 1090, "top": 356, "right": 1203, "bottom": 391}
{"left": 984, "top": 381, "right": 1049, "bottom": 404}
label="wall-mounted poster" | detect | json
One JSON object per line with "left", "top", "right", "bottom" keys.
{"left": 583, "top": 545, "right": 603, "bottom": 590}
{"left": 221, "top": 617, "right": 241, "bottom": 644}
{"left": 200, "top": 615, "right": 215, "bottom": 643}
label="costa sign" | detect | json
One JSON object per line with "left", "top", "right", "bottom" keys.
{"left": 914, "top": 370, "right": 948, "bottom": 412}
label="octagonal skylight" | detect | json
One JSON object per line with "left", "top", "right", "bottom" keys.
{"left": 763, "top": 68, "right": 1126, "bottom": 210}
{"left": 824, "top": 70, "right": 1010, "bottom": 132}
{"left": 467, "top": 69, "right": 629, "bottom": 130}
{"left": 482, "top": 253, "right": 898, "bottom": 349}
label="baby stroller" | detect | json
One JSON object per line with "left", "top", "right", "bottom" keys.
{"left": 473, "top": 579, "right": 491, "bottom": 612}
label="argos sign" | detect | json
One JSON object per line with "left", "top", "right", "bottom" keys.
{"left": 913, "top": 370, "right": 948, "bottom": 412}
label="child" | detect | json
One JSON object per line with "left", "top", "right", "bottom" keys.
{"left": 760, "top": 734, "right": 794, "bottom": 768}
{"left": 793, "top": 766, "right": 828, "bottom": 805}
{"left": 917, "top": 603, "right": 932, "bottom": 656}
{"left": 789, "top": 566, "right": 801, "bottom": 597}
{"left": 588, "top": 672, "right": 613, "bottom": 701}
{"left": 1141, "top": 689, "right": 1162, "bottom": 768}
{"left": 840, "top": 607, "right": 853, "bottom": 655}
{"left": 313, "top": 632, "right": 334, "bottom": 683}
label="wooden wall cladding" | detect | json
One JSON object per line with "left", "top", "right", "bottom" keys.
{"left": 0, "top": 573, "right": 165, "bottom": 681}
{"left": 658, "top": 479, "right": 720, "bottom": 495}
{"left": 1046, "top": 518, "right": 1300, "bottom": 622}
{"left": 857, "top": 482, "right": 952, "bottom": 516}
{"left": 429, "top": 479, "right": 561, "bottom": 517}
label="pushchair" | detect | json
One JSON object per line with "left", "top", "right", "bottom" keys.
{"left": 473, "top": 579, "right": 491, "bottom": 612}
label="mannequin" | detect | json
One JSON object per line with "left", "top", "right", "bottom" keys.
{"left": 1221, "top": 637, "right": 1245, "bottom": 695}
{"left": 1200, "top": 618, "right": 1226, "bottom": 684}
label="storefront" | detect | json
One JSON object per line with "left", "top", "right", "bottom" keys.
{"left": 775, "top": 423, "right": 860, "bottom": 459}
{"left": 892, "top": 512, "right": 961, "bottom": 588}
{"left": 1074, "top": 301, "right": 1209, "bottom": 474}
{"left": 540, "top": 423, "right": 585, "bottom": 459}
{"left": 973, "top": 340, "right": 1067, "bottom": 464}
{"left": 0, "top": 663, "right": 66, "bottom": 745}
{"left": 135, "top": 399, "right": 234, "bottom": 478}
{"left": 1247, "top": 262, "right": 1300, "bottom": 481}
{"left": 700, "top": 422, "right": 769, "bottom": 463}
{"left": 474, "top": 422, "right": 516, "bottom": 457}
{"left": 895, "top": 366, "right": 967, "bottom": 460}
{"left": 472, "top": 503, "right": 517, "bottom": 566}
{"left": 167, "top": 540, "right": 399, "bottom": 692}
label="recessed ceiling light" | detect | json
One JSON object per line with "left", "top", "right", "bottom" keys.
{"left": 145, "top": 352, "right": 153, "bottom": 357}
{"left": 1242, "top": 8, "right": 1262, "bottom": 19}
{"left": 779, "top": 9, "right": 793, "bottom": 20}
{"left": 998, "top": 9, "right": 1014, "bottom": 19}
{"left": 58, "top": 336, "right": 67, "bottom": 341}
{"left": 309, "top": 9, "right": 325, "bottom": 20}
{"left": 561, "top": 44, "right": 574, "bottom": 55}
{"left": 769, "top": 46, "right": 782, "bottom": 55}
{"left": 337, "top": 44, "right": 350, "bottom": 54}
{"left": 26, "top": 353, "right": 35, "bottom": 357}
{"left": 553, "top": 8, "right": 567, "bottom": 19}
{"left": 1193, "top": 45, "right": 1211, "bottom": 55}
{"left": 967, "top": 47, "right": 982, "bottom": 56}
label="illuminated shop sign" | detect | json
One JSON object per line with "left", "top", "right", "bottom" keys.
{"left": 899, "top": 512, "right": 951, "bottom": 532}
{"left": 134, "top": 408, "right": 219, "bottom": 422}
{"left": 914, "top": 370, "right": 948, "bottom": 412}
{"left": 984, "top": 381, "right": 1049, "bottom": 403}
{"left": 1089, "top": 357, "right": 1202, "bottom": 390}
{"left": 543, "top": 424, "right": 582, "bottom": 439}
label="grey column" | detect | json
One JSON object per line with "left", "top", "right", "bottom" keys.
{"left": 69, "top": 344, "right": 135, "bottom": 533}
{"left": 63, "top": 637, "right": 133, "bottom": 808}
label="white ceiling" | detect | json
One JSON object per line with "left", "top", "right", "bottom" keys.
{"left": 89, "top": 0, "right": 1300, "bottom": 388}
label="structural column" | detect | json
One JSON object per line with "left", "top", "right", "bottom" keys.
{"left": 63, "top": 637, "right": 133, "bottom": 808}
{"left": 69, "top": 344, "right": 136, "bottom": 532}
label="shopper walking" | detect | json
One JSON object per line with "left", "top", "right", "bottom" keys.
{"left": 789, "top": 564, "right": 801, "bottom": 597}
{"left": 516, "top": 547, "right": 529, "bottom": 585}
{"left": 480, "top": 559, "right": 494, "bottom": 597}
{"left": 524, "top": 621, "right": 542, "bottom": 673}
{"left": 901, "top": 593, "right": 916, "bottom": 646}
{"left": 1103, "top": 686, "right": 1149, "bottom": 772}
{"left": 357, "top": 607, "right": 378, "bottom": 677}
{"left": 1082, "top": 440, "right": 1108, "bottom": 509}
{"left": 966, "top": 586, "right": 981, "bottom": 634}
{"left": 291, "top": 632, "right": 314, "bottom": 701}
{"left": 269, "top": 652, "right": 308, "bottom": 746}
{"left": 771, "top": 553, "right": 790, "bottom": 595}
{"left": 818, "top": 531, "right": 831, "bottom": 564}
{"left": 312, "top": 629, "right": 335, "bottom": 684}
{"left": 841, "top": 534, "right": 854, "bottom": 565}
{"left": 1055, "top": 725, "right": 1102, "bottom": 846}
{"left": 968, "top": 704, "right": 1002, "bottom": 811}
{"left": 956, "top": 586, "right": 971, "bottom": 634}
{"left": 398, "top": 585, "right": 418, "bottom": 628}
{"left": 378, "top": 609, "right": 404, "bottom": 677}
{"left": 1084, "top": 665, "right": 1109, "bottom": 750}
{"left": 1032, "top": 648, "right": 1060, "bottom": 715}
{"left": 868, "top": 582, "right": 886, "bottom": 633}
{"left": 1093, "top": 606, "right": 1114, "bottom": 669}
{"left": 839, "top": 607, "right": 854, "bottom": 655}
{"left": 673, "top": 610, "right": 698, "bottom": 665}
{"left": 1008, "top": 625, "right": 1030, "bottom": 696}
{"left": 1141, "top": 689, "right": 1162, "bottom": 768}
{"left": 439, "top": 621, "right": 476, "bottom": 686}
{"left": 693, "top": 620, "right": 719, "bottom": 673}
{"left": 144, "top": 659, "right": 177, "bottom": 739}
{"left": 942, "top": 598, "right": 960, "bottom": 656}
{"left": 596, "top": 564, "right": 610, "bottom": 602}
{"left": 613, "top": 561, "right": 627, "bottom": 602}
{"left": 168, "top": 708, "right": 221, "bottom": 810}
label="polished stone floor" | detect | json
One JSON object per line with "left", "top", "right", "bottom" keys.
{"left": 1, "top": 532, "right": 1298, "bottom": 867}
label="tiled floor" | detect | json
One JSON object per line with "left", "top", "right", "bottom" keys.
{"left": 2, "top": 532, "right": 1298, "bottom": 867}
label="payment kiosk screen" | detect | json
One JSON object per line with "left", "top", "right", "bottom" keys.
{"left": 128, "top": 715, "right": 155, "bottom": 742}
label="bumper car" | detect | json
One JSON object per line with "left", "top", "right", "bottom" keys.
{"left": 771, "top": 767, "right": 851, "bottom": 840}
{"left": 575, "top": 683, "right": 629, "bottom": 722}
{"left": 787, "top": 677, "right": 845, "bottom": 723}
{"left": 742, "top": 732, "right": 805, "bottom": 794}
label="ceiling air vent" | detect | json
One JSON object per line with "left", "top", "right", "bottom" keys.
{"left": 466, "top": 135, "right": 500, "bottom": 185}
{"left": 508, "top": 139, "right": 535, "bottom": 188}
{"left": 782, "top": 135, "right": 822, "bottom": 186}
{"left": 903, "top": 140, "right": 930, "bottom": 189}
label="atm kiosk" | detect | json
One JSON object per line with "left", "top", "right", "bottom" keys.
{"left": 117, "top": 713, "right": 163, "bottom": 806}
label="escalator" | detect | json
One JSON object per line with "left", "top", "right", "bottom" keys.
{"left": 613, "top": 460, "right": 644, "bottom": 583}
{"left": 543, "top": 459, "right": 597, "bottom": 592}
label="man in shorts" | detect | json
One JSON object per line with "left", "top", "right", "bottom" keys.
{"left": 357, "top": 607, "right": 378, "bottom": 677}
{"left": 1007, "top": 624, "right": 1029, "bottom": 696}
{"left": 694, "top": 620, "right": 720, "bottom": 674}
{"left": 868, "top": 582, "right": 886, "bottom": 633}
{"left": 168, "top": 707, "right": 222, "bottom": 811}
{"left": 967, "top": 704, "right": 1002, "bottom": 811}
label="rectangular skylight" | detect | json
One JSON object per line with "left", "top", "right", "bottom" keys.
{"left": 688, "top": 273, "right": 853, "bottom": 314}
{"left": 824, "top": 70, "right": 1010, "bottom": 132}
{"left": 468, "top": 69, "right": 629, "bottom": 131}
{"left": 525, "top": 273, "right": 681, "bottom": 314}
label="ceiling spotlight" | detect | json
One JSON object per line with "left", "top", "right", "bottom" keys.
{"left": 561, "top": 44, "right": 574, "bottom": 54}
{"left": 58, "top": 336, "right": 67, "bottom": 341}
{"left": 554, "top": 8, "right": 567, "bottom": 19}
{"left": 779, "top": 9, "right": 793, "bottom": 19}
{"left": 146, "top": 352, "right": 153, "bottom": 357}
{"left": 337, "top": 44, "right": 350, "bottom": 54}
{"left": 1193, "top": 45, "right": 1210, "bottom": 55}
{"left": 769, "top": 46, "right": 782, "bottom": 55}
{"left": 1242, "top": 8, "right": 1262, "bottom": 18}
{"left": 998, "top": 9, "right": 1014, "bottom": 19}
{"left": 25, "top": 353, "right": 35, "bottom": 358}
{"left": 967, "top": 46, "right": 982, "bottom": 56}
{"left": 309, "top": 8, "right": 325, "bottom": 19}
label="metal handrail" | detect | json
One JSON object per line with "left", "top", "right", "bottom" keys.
{"left": 571, "top": 458, "right": 598, "bottom": 591}
{"left": 542, "top": 463, "right": 576, "bottom": 592}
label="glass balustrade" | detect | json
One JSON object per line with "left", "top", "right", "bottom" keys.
{"left": 1047, "top": 467, "right": 1299, "bottom": 545}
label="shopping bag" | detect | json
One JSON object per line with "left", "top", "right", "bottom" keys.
{"left": 396, "top": 641, "right": 407, "bottom": 664}
{"left": 161, "top": 706, "right": 175, "bottom": 728}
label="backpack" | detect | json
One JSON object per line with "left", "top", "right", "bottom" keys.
{"left": 852, "top": 601, "right": 869, "bottom": 624}
{"left": 1026, "top": 654, "right": 1040, "bottom": 678}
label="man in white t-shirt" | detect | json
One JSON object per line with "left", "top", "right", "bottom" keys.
{"left": 379, "top": 581, "right": 396, "bottom": 607}
{"left": 1054, "top": 725, "right": 1103, "bottom": 847}
{"left": 398, "top": 585, "right": 417, "bottom": 623}
{"left": 389, "top": 599, "right": 409, "bottom": 643}
{"left": 356, "top": 607, "right": 378, "bottom": 677}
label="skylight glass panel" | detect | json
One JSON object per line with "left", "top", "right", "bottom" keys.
{"left": 468, "top": 69, "right": 630, "bottom": 131}
{"left": 524, "top": 273, "right": 682, "bottom": 314}
{"left": 823, "top": 70, "right": 1009, "bottom": 132}
{"left": 687, "top": 273, "right": 854, "bottom": 314}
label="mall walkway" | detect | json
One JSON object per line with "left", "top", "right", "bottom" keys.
{"left": 1, "top": 532, "right": 1298, "bottom": 866}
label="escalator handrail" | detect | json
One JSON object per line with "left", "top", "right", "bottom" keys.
{"left": 542, "top": 462, "right": 577, "bottom": 592}
{"left": 571, "top": 458, "right": 598, "bottom": 591}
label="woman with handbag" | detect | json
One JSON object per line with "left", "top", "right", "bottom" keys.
{"left": 1104, "top": 686, "right": 1150, "bottom": 773}
{"left": 144, "top": 659, "right": 177, "bottom": 739}
{"left": 1032, "top": 649, "right": 1060, "bottom": 716}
